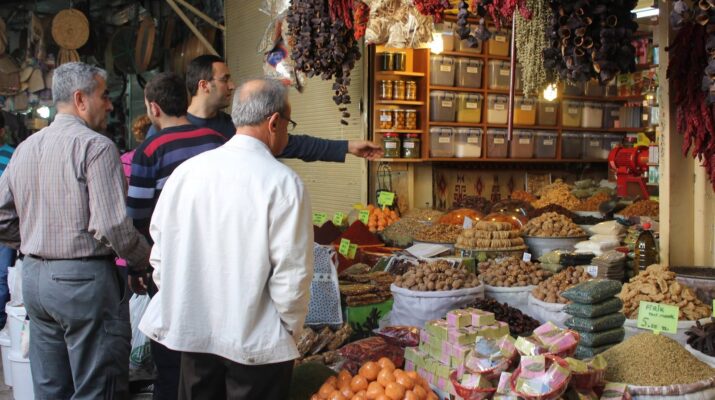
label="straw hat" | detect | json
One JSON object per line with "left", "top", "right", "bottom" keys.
{"left": 51, "top": 9, "right": 89, "bottom": 50}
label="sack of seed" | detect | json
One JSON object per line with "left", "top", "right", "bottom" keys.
{"left": 564, "top": 298, "right": 623, "bottom": 318}
{"left": 561, "top": 279, "right": 622, "bottom": 304}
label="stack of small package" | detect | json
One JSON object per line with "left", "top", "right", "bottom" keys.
{"left": 514, "top": 321, "right": 580, "bottom": 357}
{"left": 562, "top": 280, "right": 626, "bottom": 359}
{"left": 403, "top": 308, "right": 509, "bottom": 395}
{"left": 589, "top": 250, "right": 626, "bottom": 282}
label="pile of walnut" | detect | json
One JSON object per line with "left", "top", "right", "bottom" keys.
{"left": 455, "top": 221, "right": 525, "bottom": 250}
{"left": 531, "top": 266, "right": 591, "bottom": 303}
{"left": 619, "top": 264, "right": 712, "bottom": 320}
{"left": 394, "top": 260, "right": 479, "bottom": 291}
{"left": 478, "top": 256, "right": 551, "bottom": 287}
{"left": 523, "top": 212, "right": 586, "bottom": 237}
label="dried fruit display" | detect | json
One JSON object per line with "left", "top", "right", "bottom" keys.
{"left": 574, "top": 191, "right": 611, "bottom": 212}
{"left": 686, "top": 317, "right": 715, "bottom": 357}
{"left": 510, "top": 189, "right": 537, "bottom": 204}
{"left": 533, "top": 180, "right": 581, "bottom": 210}
{"left": 393, "top": 260, "right": 480, "bottom": 291}
{"left": 531, "top": 266, "right": 591, "bottom": 304}
{"left": 477, "top": 256, "right": 550, "bottom": 287}
{"left": 455, "top": 221, "right": 525, "bottom": 250}
{"left": 413, "top": 0, "right": 450, "bottom": 23}
{"left": 523, "top": 212, "right": 585, "bottom": 238}
{"left": 413, "top": 223, "right": 462, "bottom": 244}
{"left": 619, "top": 199, "right": 659, "bottom": 217}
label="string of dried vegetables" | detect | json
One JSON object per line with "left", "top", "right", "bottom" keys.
{"left": 456, "top": 0, "right": 491, "bottom": 45}
{"left": 481, "top": 0, "right": 532, "bottom": 30}
{"left": 413, "top": 0, "right": 451, "bottom": 23}
{"left": 329, "top": 0, "right": 354, "bottom": 29}
{"left": 353, "top": 0, "right": 370, "bottom": 39}
{"left": 514, "top": 0, "right": 552, "bottom": 97}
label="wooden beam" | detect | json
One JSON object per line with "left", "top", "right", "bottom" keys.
{"left": 173, "top": 0, "right": 225, "bottom": 31}
{"left": 165, "top": 0, "right": 219, "bottom": 57}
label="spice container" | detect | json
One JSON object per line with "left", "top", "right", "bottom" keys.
{"left": 561, "top": 132, "right": 584, "bottom": 159}
{"left": 382, "top": 132, "right": 401, "bottom": 158}
{"left": 379, "top": 80, "right": 393, "bottom": 100}
{"left": 537, "top": 100, "right": 558, "bottom": 126}
{"left": 456, "top": 58, "right": 483, "bottom": 88}
{"left": 455, "top": 128, "right": 483, "bottom": 158}
{"left": 430, "top": 55, "right": 456, "bottom": 86}
{"left": 562, "top": 100, "right": 583, "bottom": 127}
{"left": 393, "top": 52, "right": 406, "bottom": 71}
{"left": 487, "top": 129, "right": 508, "bottom": 158}
{"left": 603, "top": 103, "right": 621, "bottom": 128}
{"left": 405, "top": 81, "right": 418, "bottom": 101}
{"left": 581, "top": 102, "right": 604, "bottom": 128}
{"left": 456, "top": 93, "right": 483, "bottom": 123}
{"left": 585, "top": 79, "right": 604, "bottom": 96}
{"left": 378, "top": 109, "right": 393, "bottom": 129}
{"left": 430, "top": 91, "right": 457, "bottom": 122}
{"left": 510, "top": 130, "right": 535, "bottom": 159}
{"left": 393, "top": 109, "right": 406, "bottom": 129}
{"left": 402, "top": 133, "right": 421, "bottom": 158}
{"left": 393, "top": 80, "right": 406, "bottom": 100}
{"left": 441, "top": 31, "right": 455, "bottom": 51}
{"left": 488, "top": 60, "right": 511, "bottom": 90}
{"left": 487, "top": 94, "right": 509, "bottom": 124}
{"left": 378, "top": 52, "right": 394, "bottom": 71}
{"left": 535, "top": 131, "right": 558, "bottom": 159}
{"left": 455, "top": 26, "right": 483, "bottom": 53}
{"left": 488, "top": 29, "right": 510, "bottom": 56}
{"left": 563, "top": 81, "right": 585, "bottom": 96}
{"left": 583, "top": 134, "right": 606, "bottom": 160}
{"left": 405, "top": 109, "right": 418, "bottom": 129}
{"left": 513, "top": 96, "right": 537, "bottom": 126}
{"left": 602, "top": 134, "right": 623, "bottom": 152}
{"left": 430, "top": 127, "right": 455, "bottom": 157}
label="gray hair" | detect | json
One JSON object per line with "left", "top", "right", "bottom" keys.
{"left": 52, "top": 62, "right": 108, "bottom": 104}
{"left": 231, "top": 78, "right": 288, "bottom": 127}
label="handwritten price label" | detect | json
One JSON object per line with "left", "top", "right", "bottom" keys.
{"left": 312, "top": 212, "right": 328, "bottom": 226}
{"left": 358, "top": 210, "right": 370, "bottom": 225}
{"left": 637, "top": 301, "right": 678, "bottom": 334}
{"left": 347, "top": 244, "right": 358, "bottom": 259}
{"left": 339, "top": 239, "right": 351, "bottom": 257}
{"left": 378, "top": 191, "right": 396, "bottom": 207}
{"left": 333, "top": 212, "right": 345, "bottom": 225}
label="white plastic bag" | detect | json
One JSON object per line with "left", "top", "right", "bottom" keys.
{"left": 484, "top": 284, "right": 535, "bottom": 311}
{"left": 129, "top": 294, "right": 152, "bottom": 369}
{"left": 591, "top": 221, "right": 625, "bottom": 236}
{"left": 390, "top": 283, "right": 484, "bottom": 327}
{"left": 9, "top": 257, "right": 22, "bottom": 306}
{"left": 526, "top": 293, "right": 568, "bottom": 328}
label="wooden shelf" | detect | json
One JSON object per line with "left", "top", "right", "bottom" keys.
{"left": 429, "top": 85, "right": 485, "bottom": 93}
{"left": 564, "top": 127, "right": 644, "bottom": 133}
{"left": 428, "top": 157, "right": 608, "bottom": 163}
{"left": 441, "top": 50, "right": 486, "bottom": 58}
{"left": 374, "top": 129, "right": 423, "bottom": 134}
{"left": 488, "top": 124, "right": 559, "bottom": 130}
{"left": 562, "top": 94, "right": 644, "bottom": 101}
{"left": 374, "top": 158, "right": 424, "bottom": 163}
{"left": 377, "top": 100, "right": 425, "bottom": 106}
{"left": 375, "top": 71, "right": 425, "bottom": 77}
{"left": 429, "top": 121, "right": 482, "bottom": 127}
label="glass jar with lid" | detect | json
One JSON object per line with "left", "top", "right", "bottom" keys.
{"left": 379, "top": 80, "right": 393, "bottom": 100}
{"left": 383, "top": 132, "right": 401, "bottom": 158}
{"left": 405, "top": 81, "right": 418, "bottom": 101}
{"left": 393, "top": 109, "right": 406, "bottom": 129}
{"left": 405, "top": 109, "right": 418, "bottom": 129}
{"left": 402, "top": 134, "right": 421, "bottom": 159}
{"left": 378, "top": 109, "right": 393, "bottom": 129}
{"left": 393, "top": 80, "right": 406, "bottom": 100}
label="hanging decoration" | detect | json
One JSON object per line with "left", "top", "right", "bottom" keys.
{"left": 455, "top": 0, "right": 491, "bottom": 47}
{"left": 542, "top": 0, "right": 638, "bottom": 83}
{"left": 482, "top": 0, "right": 532, "bottom": 30}
{"left": 413, "top": 0, "right": 451, "bottom": 23}
{"left": 353, "top": 0, "right": 370, "bottom": 40}
{"left": 514, "top": 0, "right": 553, "bottom": 97}
{"left": 52, "top": 9, "right": 90, "bottom": 65}
{"left": 364, "top": 0, "right": 434, "bottom": 48}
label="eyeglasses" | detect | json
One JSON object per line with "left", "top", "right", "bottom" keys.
{"left": 281, "top": 115, "right": 297, "bottom": 131}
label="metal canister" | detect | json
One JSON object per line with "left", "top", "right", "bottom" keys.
{"left": 380, "top": 52, "right": 394, "bottom": 71}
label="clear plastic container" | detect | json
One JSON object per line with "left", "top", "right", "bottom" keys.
{"left": 487, "top": 94, "right": 509, "bottom": 124}
{"left": 581, "top": 102, "right": 604, "bottom": 128}
{"left": 562, "top": 100, "right": 583, "bottom": 127}
{"left": 510, "top": 130, "right": 535, "bottom": 159}
{"left": 455, "top": 128, "right": 483, "bottom": 158}
{"left": 535, "top": 131, "right": 558, "bottom": 159}
{"left": 602, "top": 133, "right": 623, "bottom": 152}
{"left": 455, "top": 29, "right": 483, "bottom": 53}
{"left": 602, "top": 103, "right": 621, "bottom": 128}
{"left": 378, "top": 109, "right": 393, "bottom": 129}
{"left": 537, "top": 100, "right": 558, "bottom": 126}
{"left": 456, "top": 58, "right": 483, "bottom": 88}
{"left": 430, "top": 91, "right": 457, "bottom": 122}
{"left": 430, "top": 127, "right": 455, "bottom": 157}
{"left": 456, "top": 93, "right": 483, "bottom": 123}
{"left": 441, "top": 32, "right": 455, "bottom": 52}
{"left": 563, "top": 81, "right": 585, "bottom": 96}
{"left": 488, "top": 60, "right": 511, "bottom": 90}
{"left": 486, "top": 129, "right": 508, "bottom": 158}
{"left": 405, "top": 109, "right": 418, "bottom": 129}
{"left": 430, "top": 55, "right": 456, "bottom": 86}
{"left": 561, "top": 132, "right": 584, "bottom": 159}
{"left": 488, "top": 30, "right": 510, "bottom": 56}
{"left": 583, "top": 133, "right": 606, "bottom": 159}
{"left": 513, "top": 96, "right": 537, "bottom": 125}
{"left": 584, "top": 79, "right": 604, "bottom": 96}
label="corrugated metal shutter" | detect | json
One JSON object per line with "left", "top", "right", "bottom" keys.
{"left": 224, "top": 1, "right": 367, "bottom": 215}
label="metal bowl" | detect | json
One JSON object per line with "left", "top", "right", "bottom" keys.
{"left": 523, "top": 236, "right": 588, "bottom": 259}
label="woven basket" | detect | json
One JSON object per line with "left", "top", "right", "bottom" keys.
{"left": 51, "top": 9, "right": 89, "bottom": 50}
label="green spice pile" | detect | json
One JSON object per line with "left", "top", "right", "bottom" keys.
{"left": 602, "top": 333, "right": 715, "bottom": 386}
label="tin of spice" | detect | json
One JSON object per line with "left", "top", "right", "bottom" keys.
{"left": 393, "top": 109, "right": 406, "bottom": 129}
{"left": 382, "top": 132, "right": 401, "bottom": 158}
{"left": 393, "top": 80, "right": 406, "bottom": 100}
{"left": 378, "top": 109, "right": 393, "bottom": 129}
{"left": 402, "top": 133, "right": 421, "bottom": 159}
{"left": 405, "top": 109, "right": 418, "bottom": 129}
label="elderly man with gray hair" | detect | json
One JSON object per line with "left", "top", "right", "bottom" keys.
{"left": 139, "top": 78, "right": 314, "bottom": 400}
{"left": 0, "top": 62, "right": 151, "bottom": 398}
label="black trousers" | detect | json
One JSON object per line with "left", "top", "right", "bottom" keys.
{"left": 178, "top": 352, "right": 294, "bottom": 400}
{"left": 151, "top": 341, "right": 182, "bottom": 400}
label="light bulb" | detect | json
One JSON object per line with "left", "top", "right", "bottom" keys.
{"left": 37, "top": 106, "right": 50, "bottom": 119}
{"left": 430, "top": 33, "right": 444, "bottom": 55}
{"left": 543, "top": 83, "right": 558, "bottom": 102}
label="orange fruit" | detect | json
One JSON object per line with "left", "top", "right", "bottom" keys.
{"left": 377, "top": 357, "right": 396, "bottom": 372}
{"left": 359, "top": 361, "right": 380, "bottom": 381}
{"left": 365, "top": 381, "right": 384, "bottom": 399}
{"left": 350, "top": 375, "right": 368, "bottom": 393}
{"left": 384, "top": 382, "right": 405, "bottom": 400}
{"left": 376, "top": 368, "right": 395, "bottom": 387}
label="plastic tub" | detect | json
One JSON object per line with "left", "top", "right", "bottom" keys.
{"left": 562, "top": 100, "right": 583, "bottom": 127}
{"left": 487, "top": 94, "right": 508, "bottom": 124}
{"left": 9, "top": 352, "right": 33, "bottom": 400}
{"left": 584, "top": 79, "right": 604, "bottom": 96}
{"left": 456, "top": 93, "right": 483, "bottom": 123}
{"left": 430, "top": 127, "right": 455, "bottom": 157}
{"left": 455, "top": 30, "right": 483, "bottom": 53}
{"left": 430, "top": 91, "right": 457, "bottom": 122}
{"left": 583, "top": 134, "right": 606, "bottom": 159}
{"left": 488, "top": 30, "right": 510, "bottom": 56}
{"left": 535, "top": 131, "right": 558, "bottom": 159}
{"left": 0, "top": 330, "right": 11, "bottom": 386}
{"left": 6, "top": 305, "right": 25, "bottom": 354}
{"left": 563, "top": 81, "right": 584, "bottom": 96}
{"left": 537, "top": 100, "right": 558, "bottom": 126}
{"left": 602, "top": 133, "right": 623, "bottom": 152}
{"left": 456, "top": 58, "right": 483, "bottom": 88}
{"left": 430, "top": 55, "right": 456, "bottom": 86}
{"left": 510, "top": 130, "right": 535, "bottom": 159}
{"left": 486, "top": 129, "right": 508, "bottom": 158}
{"left": 441, "top": 32, "right": 455, "bottom": 52}
{"left": 602, "top": 103, "right": 621, "bottom": 128}
{"left": 561, "top": 132, "right": 584, "bottom": 159}
{"left": 455, "top": 128, "right": 483, "bottom": 158}
{"left": 581, "top": 102, "right": 604, "bottom": 128}
{"left": 513, "top": 96, "right": 537, "bottom": 125}
{"left": 488, "top": 60, "right": 510, "bottom": 90}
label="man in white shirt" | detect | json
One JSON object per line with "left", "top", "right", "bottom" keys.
{"left": 139, "top": 78, "right": 314, "bottom": 400}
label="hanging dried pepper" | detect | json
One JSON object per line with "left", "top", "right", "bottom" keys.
{"left": 413, "top": 0, "right": 451, "bottom": 23}
{"left": 329, "top": 0, "right": 354, "bottom": 29}
{"left": 353, "top": 0, "right": 369, "bottom": 40}
{"left": 481, "top": 0, "right": 532, "bottom": 30}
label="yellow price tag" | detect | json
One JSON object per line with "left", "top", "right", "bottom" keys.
{"left": 347, "top": 244, "right": 358, "bottom": 259}
{"left": 358, "top": 210, "right": 370, "bottom": 225}
{"left": 339, "top": 239, "right": 351, "bottom": 256}
{"left": 333, "top": 212, "right": 345, "bottom": 225}
{"left": 312, "top": 212, "right": 328, "bottom": 226}
{"left": 637, "top": 301, "right": 678, "bottom": 334}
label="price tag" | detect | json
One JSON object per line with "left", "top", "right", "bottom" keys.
{"left": 378, "top": 191, "right": 396, "bottom": 207}
{"left": 495, "top": 35, "right": 507, "bottom": 43}
{"left": 347, "top": 244, "right": 358, "bottom": 259}
{"left": 494, "top": 138, "right": 505, "bottom": 144}
{"left": 442, "top": 100, "right": 453, "bottom": 108}
{"left": 380, "top": 114, "right": 392, "bottom": 122}
{"left": 463, "top": 217, "right": 473, "bottom": 229}
{"left": 404, "top": 142, "right": 415, "bottom": 149}
{"left": 339, "top": 239, "right": 351, "bottom": 256}
{"left": 440, "top": 64, "right": 452, "bottom": 72}
{"left": 519, "top": 138, "right": 531, "bottom": 145}
{"left": 521, "top": 105, "right": 533, "bottom": 111}
{"left": 642, "top": 113, "right": 649, "bottom": 121}
{"left": 586, "top": 265, "right": 599, "bottom": 278}
{"left": 637, "top": 301, "right": 678, "bottom": 334}
{"left": 466, "top": 102, "right": 479, "bottom": 109}
{"left": 499, "top": 69, "right": 510, "bottom": 76}
{"left": 467, "top": 137, "right": 480, "bottom": 144}
{"left": 332, "top": 212, "right": 345, "bottom": 225}
{"left": 522, "top": 253, "right": 532, "bottom": 262}
{"left": 312, "top": 212, "right": 328, "bottom": 226}
{"left": 439, "top": 137, "right": 451, "bottom": 143}
{"left": 590, "top": 140, "right": 600, "bottom": 147}
{"left": 544, "top": 139, "right": 554, "bottom": 146}
{"left": 385, "top": 142, "right": 398, "bottom": 149}
{"left": 569, "top": 108, "right": 578, "bottom": 114}
{"left": 358, "top": 210, "right": 370, "bottom": 225}
{"left": 495, "top": 104, "right": 505, "bottom": 111}
{"left": 545, "top": 107, "right": 555, "bottom": 113}
{"left": 466, "top": 66, "right": 479, "bottom": 74}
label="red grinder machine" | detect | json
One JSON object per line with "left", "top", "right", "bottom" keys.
{"left": 608, "top": 145, "right": 650, "bottom": 199}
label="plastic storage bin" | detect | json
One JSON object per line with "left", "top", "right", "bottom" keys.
{"left": 441, "top": 32, "right": 455, "bottom": 52}
{"left": 563, "top": 81, "right": 585, "bottom": 96}
{"left": 562, "top": 100, "right": 583, "bottom": 127}
{"left": 430, "top": 91, "right": 457, "bottom": 122}
{"left": 488, "top": 60, "right": 511, "bottom": 90}
{"left": 455, "top": 128, "right": 483, "bottom": 158}
{"left": 456, "top": 93, "right": 483, "bottom": 123}
{"left": 603, "top": 133, "right": 623, "bottom": 152}
{"left": 487, "top": 94, "right": 509, "bottom": 124}
{"left": 584, "top": 134, "right": 606, "bottom": 159}
{"left": 486, "top": 129, "right": 508, "bottom": 158}
{"left": 537, "top": 100, "right": 558, "bottom": 126}
{"left": 430, "top": 127, "right": 456, "bottom": 157}
{"left": 456, "top": 58, "right": 483, "bottom": 88}
{"left": 510, "top": 130, "right": 535, "bottom": 159}
{"left": 535, "top": 131, "right": 558, "bottom": 159}
{"left": 581, "top": 102, "right": 604, "bottom": 128}
{"left": 561, "top": 132, "right": 584, "bottom": 159}
{"left": 455, "top": 30, "right": 483, "bottom": 53}
{"left": 585, "top": 79, "right": 604, "bottom": 96}
{"left": 603, "top": 103, "right": 621, "bottom": 128}
{"left": 488, "top": 30, "right": 510, "bottom": 56}
{"left": 430, "top": 55, "right": 456, "bottom": 86}
{"left": 514, "top": 96, "right": 537, "bottom": 125}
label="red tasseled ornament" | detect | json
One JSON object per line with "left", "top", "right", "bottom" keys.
{"left": 353, "top": 0, "right": 369, "bottom": 40}
{"left": 413, "top": 0, "right": 451, "bottom": 23}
